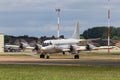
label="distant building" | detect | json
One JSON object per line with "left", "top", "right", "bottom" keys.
{"left": 0, "top": 34, "right": 4, "bottom": 52}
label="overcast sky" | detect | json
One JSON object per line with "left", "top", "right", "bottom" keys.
{"left": 0, "top": 0, "right": 119, "bottom": 38}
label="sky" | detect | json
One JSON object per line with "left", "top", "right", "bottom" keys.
{"left": 0, "top": 0, "right": 120, "bottom": 38}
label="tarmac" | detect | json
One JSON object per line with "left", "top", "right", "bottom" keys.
{"left": 1, "top": 50, "right": 120, "bottom": 66}
{"left": 0, "top": 56, "right": 120, "bottom": 66}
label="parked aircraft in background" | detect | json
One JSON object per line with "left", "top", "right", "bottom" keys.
{"left": 4, "top": 42, "right": 34, "bottom": 52}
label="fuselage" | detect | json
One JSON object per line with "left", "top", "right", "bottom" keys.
{"left": 41, "top": 38, "right": 80, "bottom": 53}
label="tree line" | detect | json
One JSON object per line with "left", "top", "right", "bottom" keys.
{"left": 82, "top": 26, "right": 120, "bottom": 40}
{"left": 4, "top": 35, "right": 64, "bottom": 44}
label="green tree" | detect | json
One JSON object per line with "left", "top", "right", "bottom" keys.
{"left": 82, "top": 26, "right": 120, "bottom": 40}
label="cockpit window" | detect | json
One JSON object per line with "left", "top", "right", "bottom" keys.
{"left": 42, "top": 42, "right": 52, "bottom": 47}
{"left": 50, "top": 42, "right": 52, "bottom": 45}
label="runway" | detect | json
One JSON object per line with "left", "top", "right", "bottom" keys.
{"left": 1, "top": 52, "right": 120, "bottom": 66}
{"left": 0, "top": 61, "right": 120, "bottom": 66}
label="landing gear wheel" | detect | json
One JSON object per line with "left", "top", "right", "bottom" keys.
{"left": 40, "top": 54, "right": 45, "bottom": 58}
{"left": 62, "top": 52, "right": 65, "bottom": 55}
{"left": 74, "top": 54, "right": 79, "bottom": 59}
{"left": 46, "top": 55, "right": 50, "bottom": 59}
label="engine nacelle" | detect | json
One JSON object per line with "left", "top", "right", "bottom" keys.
{"left": 69, "top": 45, "right": 79, "bottom": 54}
{"left": 86, "top": 44, "right": 91, "bottom": 50}
{"left": 86, "top": 44, "right": 96, "bottom": 50}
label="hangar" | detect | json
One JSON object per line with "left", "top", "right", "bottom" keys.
{"left": 0, "top": 34, "right": 4, "bottom": 52}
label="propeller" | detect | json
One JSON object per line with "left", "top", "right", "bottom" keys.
{"left": 19, "top": 42, "right": 24, "bottom": 50}
{"left": 69, "top": 45, "right": 79, "bottom": 54}
{"left": 69, "top": 45, "right": 74, "bottom": 52}
{"left": 86, "top": 44, "right": 91, "bottom": 50}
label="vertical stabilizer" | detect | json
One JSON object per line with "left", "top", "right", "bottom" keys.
{"left": 72, "top": 21, "right": 80, "bottom": 39}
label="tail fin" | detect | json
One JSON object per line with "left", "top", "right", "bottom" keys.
{"left": 72, "top": 21, "right": 80, "bottom": 39}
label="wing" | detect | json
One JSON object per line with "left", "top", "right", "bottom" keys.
{"left": 5, "top": 45, "right": 19, "bottom": 48}
{"left": 54, "top": 45, "right": 80, "bottom": 52}
{"left": 54, "top": 45, "right": 70, "bottom": 52}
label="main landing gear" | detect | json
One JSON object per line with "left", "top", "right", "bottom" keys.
{"left": 74, "top": 54, "right": 79, "bottom": 59}
{"left": 62, "top": 52, "right": 65, "bottom": 55}
{"left": 40, "top": 54, "right": 50, "bottom": 59}
{"left": 40, "top": 54, "right": 45, "bottom": 58}
{"left": 40, "top": 53, "right": 79, "bottom": 59}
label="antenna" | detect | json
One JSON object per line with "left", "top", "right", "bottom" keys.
{"left": 108, "top": 0, "right": 110, "bottom": 54}
{"left": 56, "top": 8, "right": 61, "bottom": 38}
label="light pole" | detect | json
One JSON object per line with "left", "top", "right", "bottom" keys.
{"left": 56, "top": 8, "right": 61, "bottom": 38}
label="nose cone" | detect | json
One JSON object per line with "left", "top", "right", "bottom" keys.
{"left": 41, "top": 47, "right": 47, "bottom": 51}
